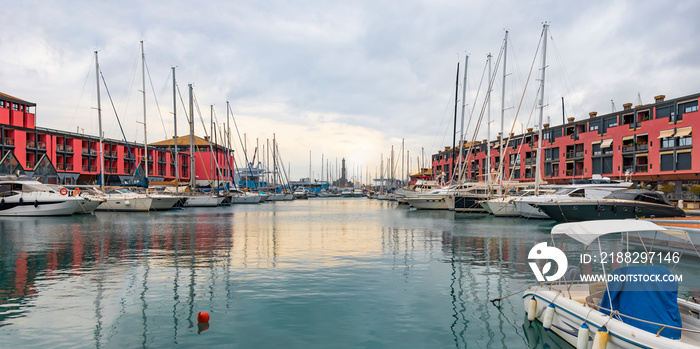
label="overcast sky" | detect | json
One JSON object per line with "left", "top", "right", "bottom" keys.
{"left": 2, "top": 0, "right": 699, "bottom": 182}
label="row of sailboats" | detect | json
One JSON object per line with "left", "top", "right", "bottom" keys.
{"left": 404, "top": 24, "right": 633, "bottom": 218}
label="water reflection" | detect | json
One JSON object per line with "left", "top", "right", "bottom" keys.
{"left": 0, "top": 200, "right": 661, "bottom": 348}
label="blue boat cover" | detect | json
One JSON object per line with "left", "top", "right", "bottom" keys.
{"left": 600, "top": 265, "right": 682, "bottom": 340}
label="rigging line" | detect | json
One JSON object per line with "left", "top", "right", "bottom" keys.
{"left": 548, "top": 28, "right": 582, "bottom": 122}
{"left": 496, "top": 31, "right": 544, "bottom": 180}
{"left": 143, "top": 58, "right": 170, "bottom": 141}
{"left": 430, "top": 94, "right": 456, "bottom": 157}
{"left": 455, "top": 43, "right": 505, "bottom": 182}
{"left": 191, "top": 93, "right": 217, "bottom": 185}
{"left": 98, "top": 70, "right": 138, "bottom": 169}
{"left": 227, "top": 103, "right": 259, "bottom": 191}
{"left": 69, "top": 55, "right": 95, "bottom": 134}
{"left": 210, "top": 108, "right": 225, "bottom": 181}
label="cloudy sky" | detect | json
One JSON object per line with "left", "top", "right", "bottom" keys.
{"left": 2, "top": 0, "right": 699, "bottom": 182}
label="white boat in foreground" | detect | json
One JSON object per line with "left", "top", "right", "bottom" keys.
{"left": 95, "top": 188, "right": 152, "bottom": 212}
{"left": 523, "top": 220, "right": 700, "bottom": 348}
{"left": 0, "top": 177, "right": 81, "bottom": 216}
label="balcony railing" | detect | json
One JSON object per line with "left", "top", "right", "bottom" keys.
{"left": 66, "top": 164, "right": 73, "bottom": 171}
{"left": 90, "top": 149, "right": 97, "bottom": 155}
{"left": 26, "top": 161, "right": 35, "bottom": 169}
{"left": 65, "top": 145, "right": 74, "bottom": 153}
{"left": 622, "top": 144, "right": 635, "bottom": 153}
{"left": 57, "top": 164, "right": 65, "bottom": 170}
{"left": 4, "top": 138, "right": 14, "bottom": 146}
{"left": 635, "top": 164, "right": 648, "bottom": 173}
{"left": 575, "top": 151, "right": 584, "bottom": 158}
{"left": 57, "top": 144, "right": 64, "bottom": 151}
{"left": 566, "top": 151, "right": 575, "bottom": 158}
{"left": 565, "top": 170, "right": 574, "bottom": 176}
{"left": 637, "top": 143, "right": 648, "bottom": 152}
{"left": 623, "top": 165, "right": 635, "bottom": 173}
{"left": 27, "top": 141, "right": 36, "bottom": 148}
{"left": 82, "top": 148, "right": 89, "bottom": 155}
{"left": 38, "top": 142, "right": 46, "bottom": 150}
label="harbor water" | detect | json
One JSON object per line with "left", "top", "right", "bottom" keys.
{"left": 1, "top": 198, "right": 699, "bottom": 348}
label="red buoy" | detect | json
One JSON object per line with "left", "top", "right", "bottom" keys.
{"left": 197, "top": 311, "right": 210, "bottom": 323}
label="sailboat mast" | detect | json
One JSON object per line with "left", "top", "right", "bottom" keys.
{"left": 487, "top": 53, "right": 492, "bottom": 188}
{"left": 141, "top": 41, "right": 148, "bottom": 180}
{"left": 457, "top": 55, "right": 469, "bottom": 183}
{"left": 535, "top": 23, "right": 549, "bottom": 191}
{"left": 451, "top": 62, "right": 459, "bottom": 183}
{"left": 189, "top": 84, "right": 195, "bottom": 189}
{"left": 172, "top": 67, "right": 179, "bottom": 188}
{"left": 95, "top": 51, "right": 105, "bottom": 192}
{"left": 499, "top": 31, "right": 508, "bottom": 195}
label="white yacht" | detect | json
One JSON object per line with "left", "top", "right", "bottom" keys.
{"left": 513, "top": 177, "right": 632, "bottom": 219}
{"left": 0, "top": 177, "right": 81, "bottom": 216}
{"left": 94, "top": 188, "right": 152, "bottom": 212}
{"left": 231, "top": 190, "right": 262, "bottom": 204}
{"left": 184, "top": 193, "right": 224, "bottom": 207}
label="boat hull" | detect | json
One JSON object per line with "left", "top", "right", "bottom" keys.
{"left": 452, "top": 195, "right": 488, "bottom": 213}
{"left": 0, "top": 197, "right": 80, "bottom": 216}
{"left": 96, "top": 197, "right": 152, "bottom": 212}
{"left": 535, "top": 201, "right": 685, "bottom": 222}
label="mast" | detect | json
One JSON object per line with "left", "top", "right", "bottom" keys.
{"left": 95, "top": 51, "right": 105, "bottom": 192}
{"left": 189, "top": 84, "right": 195, "bottom": 189}
{"left": 172, "top": 67, "right": 178, "bottom": 189}
{"left": 486, "top": 53, "right": 492, "bottom": 189}
{"left": 401, "top": 138, "right": 404, "bottom": 187}
{"left": 535, "top": 23, "right": 549, "bottom": 191}
{"left": 499, "top": 31, "right": 508, "bottom": 196}
{"left": 141, "top": 41, "right": 148, "bottom": 180}
{"left": 451, "top": 62, "right": 459, "bottom": 183}
{"left": 210, "top": 105, "right": 214, "bottom": 184}
{"left": 457, "top": 55, "right": 469, "bottom": 183}
{"left": 273, "top": 133, "right": 277, "bottom": 190}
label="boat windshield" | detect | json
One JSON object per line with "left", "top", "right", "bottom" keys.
{"left": 552, "top": 188, "right": 575, "bottom": 195}
{"left": 20, "top": 182, "right": 57, "bottom": 193}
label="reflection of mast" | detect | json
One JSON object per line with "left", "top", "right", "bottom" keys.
{"left": 93, "top": 232, "right": 107, "bottom": 348}
{"left": 140, "top": 230, "right": 150, "bottom": 348}
{"left": 172, "top": 225, "right": 181, "bottom": 343}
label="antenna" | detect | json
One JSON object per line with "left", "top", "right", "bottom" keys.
{"left": 611, "top": 100, "right": 616, "bottom": 112}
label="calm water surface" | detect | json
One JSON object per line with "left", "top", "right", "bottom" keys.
{"left": 1, "top": 198, "right": 698, "bottom": 348}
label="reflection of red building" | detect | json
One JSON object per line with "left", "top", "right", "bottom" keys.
{"left": 0, "top": 92, "right": 233, "bottom": 185}
{"left": 432, "top": 93, "right": 700, "bottom": 194}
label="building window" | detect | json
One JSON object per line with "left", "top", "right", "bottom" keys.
{"left": 661, "top": 137, "right": 675, "bottom": 148}
{"left": 12, "top": 103, "right": 19, "bottom": 111}
{"left": 678, "top": 101, "right": 698, "bottom": 122}
{"left": 660, "top": 153, "right": 674, "bottom": 171}
{"left": 0, "top": 101, "right": 4, "bottom": 108}
{"left": 606, "top": 117, "right": 617, "bottom": 128}
{"left": 656, "top": 105, "right": 674, "bottom": 120}
{"left": 677, "top": 152, "right": 692, "bottom": 170}
{"left": 678, "top": 136, "right": 692, "bottom": 147}
{"left": 589, "top": 122, "right": 599, "bottom": 131}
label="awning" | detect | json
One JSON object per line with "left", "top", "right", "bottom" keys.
{"left": 600, "top": 139, "right": 613, "bottom": 148}
{"left": 676, "top": 126, "right": 692, "bottom": 138}
{"left": 622, "top": 135, "right": 634, "bottom": 141}
{"left": 551, "top": 220, "right": 690, "bottom": 246}
{"left": 591, "top": 140, "right": 601, "bottom": 145}
{"left": 658, "top": 129, "right": 676, "bottom": 139}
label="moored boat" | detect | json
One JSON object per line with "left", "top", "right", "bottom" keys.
{"left": 0, "top": 177, "right": 81, "bottom": 216}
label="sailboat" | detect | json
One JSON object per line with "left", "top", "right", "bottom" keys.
{"left": 91, "top": 50, "right": 153, "bottom": 212}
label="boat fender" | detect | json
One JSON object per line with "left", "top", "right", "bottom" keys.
{"left": 19, "top": 197, "right": 23, "bottom": 204}
{"left": 527, "top": 296, "right": 537, "bottom": 321}
{"left": 542, "top": 303, "right": 555, "bottom": 331}
{"left": 1, "top": 199, "right": 4, "bottom": 205}
{"left": 596, "top": 204, "right": 602, "bottom": 212}
{"left": 576, "top": 323, "right": 589, "bottom": 349}
{"left": 591, "top": 325, "right": 608, "bottom": 349}
{"left": 611, "top": 205, "right": 617, "bottom": 213}
{"left": 125, "top": 200, "right": 131, "bottom": 206}
{"left": 34, "top": 199, "right": 39, "bottom": 208}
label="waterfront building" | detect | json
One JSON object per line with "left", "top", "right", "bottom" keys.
{"left": 0, "top": 92, "right": 233, "bottom": 187}
{"left": 431, "top": 93, "right": 700, "bottom": 198}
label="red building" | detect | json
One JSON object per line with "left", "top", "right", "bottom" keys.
{"left": 432, "top": 93, "right": 700, "bottom": 197}
{"left": 0, "top": 92, "right": 234, "bottom": 186}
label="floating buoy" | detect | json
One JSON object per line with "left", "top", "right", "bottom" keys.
{"left": 34, "top": 199, "right": 39, "bottom": 208}
{"left": 576, "top": 323, "right": 589, "bottom": 349}
{"left": 59, "top": 187, "right": 68, "bottom": 196}
{"left": 542, "top": 303, "right": 555, "bottom": 331}
{"left": 527, "top": 296, "right": 537, "bottom": 321}
{"left": 197, "top": 311, "right": 210, "bottom": 323}
{"left": 592, "top": 325, "right": 608, "bottom": 349}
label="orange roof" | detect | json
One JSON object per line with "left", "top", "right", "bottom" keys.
{"left": 149, "top": 135, "right": 213, "bottom": 147}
